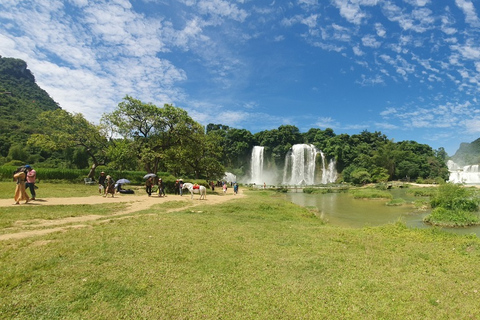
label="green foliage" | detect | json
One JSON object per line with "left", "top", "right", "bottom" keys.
{"left": 430, "top": 183, "right": 480, "bottom": 212}
{"left": 424, "top": 183, "right": 480, "bottom": 227}
{"left": 350, "top": 168, "right": 371, "bottom": 185}
{"left": 424, "top": 207, "right": 480, "bottom": 227}
{"left": 385, "top": 198, "right": 406, "bottom": 206}
{"left": 349, "top": 188, "right": 393, "bottom": 199}
{"left": 407, "top": 187, "right": 437, "bottom": 197}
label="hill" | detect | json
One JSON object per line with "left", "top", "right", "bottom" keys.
{"left": 450, "top": 138, "right": 480, "bottom": 166}
{"left": 0, "top": 56, "right": 60, "bottom": 157}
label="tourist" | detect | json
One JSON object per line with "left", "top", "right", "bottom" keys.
{"left": 13, "top": 167, "right": 29, "bottom": 205}
{"left": 179, "top": 179, "right": 184, "bottom": 196}
{"left": 25, "top": 164, "right": 36, "bottom": 200}
{"left": 98, "top": 171, "right": 106, "bottom": 195}
{"left": 222, "top": 182, "right": 227, "bottom": 194}
{"left": 174, "top": 179, "right": 180, "bottom": 195}
{"left": 146, "top": 177, "right": 153, "bottom": 196}
{"left": 158, "top": 178, "right": 166, "bottom": 197}
{"left": 104, "top": 175, "right": 115, "bottom": 197}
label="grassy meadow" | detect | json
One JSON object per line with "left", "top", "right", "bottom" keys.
{"left": 1, "top": 183, "right": 480, "bottom": 319}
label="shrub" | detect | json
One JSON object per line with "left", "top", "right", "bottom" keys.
{"left": 424, "top": 207, "right": 480, "bottom": 227}
{"left": 350, "top": 189, "right": 393, "bottom": 200}
{"left": 386, "top": 198, "right": 406, "bottom": 206}
{"left": 430, "top": 183, "right": 480, "bottom": 212}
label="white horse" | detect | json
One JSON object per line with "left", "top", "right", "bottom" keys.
{"left": 182, "top": 182, "right": 207, "bottom": 200}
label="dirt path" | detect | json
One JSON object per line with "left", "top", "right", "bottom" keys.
{"left": 0, "top": 190, "right": 245, "bottom": 241}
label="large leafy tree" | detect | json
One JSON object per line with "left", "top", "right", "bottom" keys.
{"left": 28, "top": 109, "right": 109, "bottom": 177}
{"left": 102, "top": 96, "right": 224, "bottom": 178}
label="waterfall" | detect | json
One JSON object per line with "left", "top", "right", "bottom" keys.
{"left": 320, "top": 153, "right": 337, "bottom": 184}
{"left": 283, "top": 144, "right": 318, "bottom": 185}
{"left": 448, "top": 160, "right": 480, "bottom": 184}
{"left": 250, "top": 146, "right": 264, "bottom": 185}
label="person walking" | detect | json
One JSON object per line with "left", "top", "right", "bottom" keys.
{"left": 13, "top": 168, "right": 29, "bottom": 204}
{"left": 25, "top": 164, "right": 36, "bottom": 200}
{"left": 98, "top": 171, "right": 106, "bottom": 195}
{"left": 234, "top": 182, "right": 238, "bottom": 195}
{"left": 158, "top": 178, "right": 166, "bottom": 197}
{"left": 222, "top": 182, "right": 227, "bottom": 194}
{"left": 146, "top": 177, "right": 153, "bottom": 196}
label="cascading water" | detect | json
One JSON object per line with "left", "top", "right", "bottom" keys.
{"left": 250, "top": 146, "right": 264, "bottom": 185}
{"left": 282, "top": 144, "right": 318, "bottom": 185}
{"left": 448, "top": 160, "right": 480, "bottom": 184}
{"left": 320, "top": 151, "right": 338, "bottom": 184}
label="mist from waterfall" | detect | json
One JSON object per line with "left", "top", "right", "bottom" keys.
{"left": 448, "top": 160, "right": 480, "bottom": 184}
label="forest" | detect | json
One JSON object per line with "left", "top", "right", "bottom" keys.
{"left": 0, "top": 56, "right": 461, "bottom": 184}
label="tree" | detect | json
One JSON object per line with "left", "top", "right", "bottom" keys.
{"left": 28, "top": 109, "right": 108, "bottom": 178}
{"left": 102, "top": 96, "right": 224, "bottom": 178}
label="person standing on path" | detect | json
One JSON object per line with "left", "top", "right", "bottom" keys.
{"left": 179, "top": 179, "right": 184, "bottom": 196}
{"left": 98, "top": 172, "right": 106, "bottom": 195}
{"left": 146, "top": 177, "right": 153, "bottom": 196}
{"left": 174, "top": 180, "right": 180, "bottom": 195}
{"left": 13, "top": 168, "right": 29, "bottom": 204}
{"left": 25, "top": 165, "right": 36, "bottom": 200}
{"left": 234, "top": 182, "right": 238, "bottom": 195}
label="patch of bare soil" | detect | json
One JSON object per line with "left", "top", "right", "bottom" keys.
{"left": 0, "top": 189, "right": 245, "bottom": 241}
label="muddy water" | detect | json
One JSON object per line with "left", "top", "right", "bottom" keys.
{"left": 285, "top": 189, "right": 480, "bottom": 237}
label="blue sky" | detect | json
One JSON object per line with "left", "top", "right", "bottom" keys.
{"left": 1, "top": 0, "right": 480, "bottom": 155}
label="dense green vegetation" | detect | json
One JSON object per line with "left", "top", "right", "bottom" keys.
{"left": 424, "top": 183, "right": 480, "bottom": 227}
{"left": 0, "top": 56, "right": 451, "bottom": 184}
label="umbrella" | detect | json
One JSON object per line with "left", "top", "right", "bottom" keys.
{"left": 143, "top": 173, "right": 157, "bottom": 179}
{"left": 116, "top": 178, "right": 131, "bottom": 185}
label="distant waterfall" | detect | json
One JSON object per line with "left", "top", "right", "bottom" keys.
{"left": 448, "top": 160, "right": 480, "bottom": 184}
{"left": 320, "top": 151, "right": 338, "bottom": 184}
{"left": 250, "top": 146, "right": 264, "bottom": 185}
{"left": 283, "top": 144, "right": 318, "bottom": 185}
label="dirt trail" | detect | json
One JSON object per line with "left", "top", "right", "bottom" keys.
{"left": 0, "top": 190, "right": 245, "bottom": 241}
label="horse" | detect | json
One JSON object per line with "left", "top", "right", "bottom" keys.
{"left": 182, "top": 182, "right": 207, "bottom": 200}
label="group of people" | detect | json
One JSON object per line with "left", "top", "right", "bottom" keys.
{"left": 13, "top": 165, "right": 36, "bottom": 205}
{"left": 146, "top": 177, "right": 185, "bottom": 197}
{"left": 145, "top": 176, "right": 168, "bottom": 197}
{"left": 98, "top": 171, "right": 116, "bottom": 197}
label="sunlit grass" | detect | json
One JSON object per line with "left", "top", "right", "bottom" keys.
{"left": 0, "top": 191, "right": 480, "bottom": 318}
{"left": 349, "top": 188, "right": 393, "bottom": 200}
{"left": 0, "top": 181, "right": 107, "bottom": 199}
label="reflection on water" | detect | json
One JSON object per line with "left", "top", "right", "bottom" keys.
{"left": 285, "top": 189, "right": 480, "bottom": 237}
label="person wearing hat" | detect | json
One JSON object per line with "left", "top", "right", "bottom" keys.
{"left": 104, "top": 175, "right": 115, "bottom": 197}
{"left": 98, "top": 171, "right": 106, "bottom": 195}
{"left": 25, "top": 165, "right": 36, "bottom": 200}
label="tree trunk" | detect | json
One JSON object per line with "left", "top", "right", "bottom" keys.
{"left": 87, "top": 163, "right": 97, "bottom": 179}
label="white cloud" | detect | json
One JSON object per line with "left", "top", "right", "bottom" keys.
{"left": 455, "top": 0, "right": 480, "bottom": 27}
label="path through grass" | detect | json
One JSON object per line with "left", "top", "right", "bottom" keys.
{"left": 1, "top": 190, "right": 480, "bottom": 319}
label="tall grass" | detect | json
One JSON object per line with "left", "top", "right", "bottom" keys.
{"left": 425, "top": 183, "right": 480, "bottom": 227}
{"left": 1, "top": 190, "right": 480, "bottom": 318}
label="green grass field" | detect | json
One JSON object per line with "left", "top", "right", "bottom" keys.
{"left": 1, "top": 183, "right": 480, "bottom": 319}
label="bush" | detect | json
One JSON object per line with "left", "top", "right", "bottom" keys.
{"left": 386, "top": 198, "right": 406, "bottom": 206}
{"left": 424, "top": 207, "right": 480, "bottom": 227}
{"left": 430, "top": 183, "right": 480, "bottom": 212}
{"left": 350, "top": 189, "right": 393, "bottom": 200}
